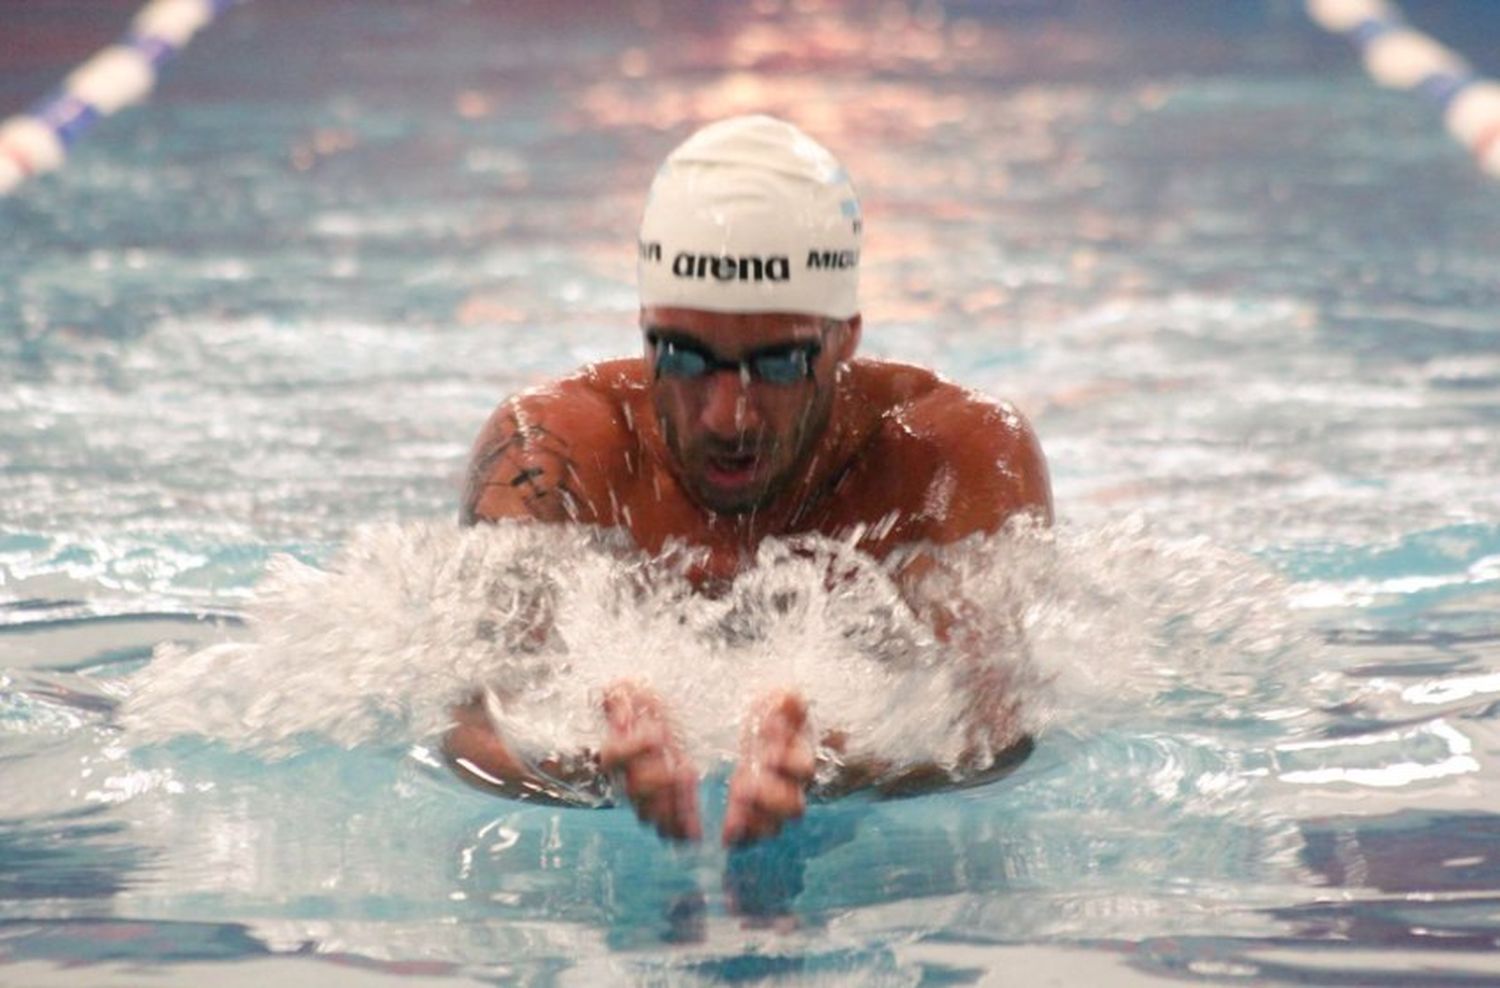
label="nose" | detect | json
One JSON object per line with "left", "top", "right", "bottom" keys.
{"left": 698, "top": 368, "right": 759, "bottom": 439}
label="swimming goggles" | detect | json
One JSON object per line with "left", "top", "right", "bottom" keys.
{"left": 647, "top": 332, "right": 821, "bottom": 385}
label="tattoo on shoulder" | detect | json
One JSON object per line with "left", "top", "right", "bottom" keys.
{"left": 461, "top": 411, "right": 587, "bottom": 524}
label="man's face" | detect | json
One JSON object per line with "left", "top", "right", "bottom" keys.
{"left": 642, "top": 306, "right": 856, "bottom": 515}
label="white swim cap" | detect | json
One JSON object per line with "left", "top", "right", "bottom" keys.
{"left": 638, "top": 115, "right": 862, "bottom": 320}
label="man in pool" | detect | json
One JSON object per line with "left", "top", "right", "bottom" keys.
{"left": 445, "top": 115, "right": 1052, "bottom": 846}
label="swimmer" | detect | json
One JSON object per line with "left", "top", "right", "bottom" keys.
{"left": 444, "top": 115, "right": 1052, "bottom": 846}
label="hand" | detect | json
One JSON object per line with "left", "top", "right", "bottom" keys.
{"left": 599, "top": 681, "right": 702, "bottom": 842}
{"left": 723, "top": 691, "right": 816, "bottom": 847}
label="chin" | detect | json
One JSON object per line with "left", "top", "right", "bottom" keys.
{"left": 693, "top": 486, "right": 768, "bottom": 516}
{"left": 687, "top": 470, "right": 781, "bottom": 516}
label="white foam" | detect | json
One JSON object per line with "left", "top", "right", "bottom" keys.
{"left": 120, "top": 518, "right": 1312, "bottom": 792}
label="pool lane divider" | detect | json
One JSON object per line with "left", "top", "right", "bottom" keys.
{"left": 0, "top": 0, "right": 246, "bottom": 197}
{"left": 1307, "top": 0, "right": 1500, "bottom": 178}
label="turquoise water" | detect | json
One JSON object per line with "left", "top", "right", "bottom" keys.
{"left": 5, "top": 1, "right": 1500, "bottom": 984}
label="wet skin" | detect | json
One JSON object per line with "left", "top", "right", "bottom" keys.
{"left": 446, "top": 307, "right": 1053, "bottom": 845}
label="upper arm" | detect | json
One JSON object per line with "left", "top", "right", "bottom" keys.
{"left": 908, "top": 392, "right": 1053, "bottom": 544}
{"left": 460, "top": 386, "right": 626, "bottom": 527}
{"left": 891, "top": 393, "right": 1050, "bottom": 652}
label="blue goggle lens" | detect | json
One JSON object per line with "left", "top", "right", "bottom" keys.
{"left": 750, "top": 350, "right": 813, "bottom": 384}
{"left": 651, "top": 337, "right": 818, "bottom": 385}
{"left": 655, "top": 345, "right": 710, "bottom": 379}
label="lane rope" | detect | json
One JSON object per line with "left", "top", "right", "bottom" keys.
{"left": 1307, "top": 0, "right": 1500, "bottom": 178}
{"left": 0, "top": 0, "right": 245, "bottom": 197}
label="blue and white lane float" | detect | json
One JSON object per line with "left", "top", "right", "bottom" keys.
{"left": 0, "top": 0, "right": 244, "bottom": 197}
{"left": 1307, "top": 0, "right": 1500, "bottom": 178}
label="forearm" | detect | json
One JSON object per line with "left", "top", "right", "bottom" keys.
{"left": 812, "top": 729, "right": 1034, "bottom": 800}
{"left": 443, "top": 698, "right": 608, "bottom": 805}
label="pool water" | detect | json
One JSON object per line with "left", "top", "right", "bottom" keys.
{"left": 5, "top": 1, "right": 1500, "bottom": 984}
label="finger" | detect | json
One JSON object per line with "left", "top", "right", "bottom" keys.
{"left": 599, "top": 724, "right": 664, "bottom": 771}
{"left": 624, "top": 756, "right": 678, "bottom": 803}
{"left": 631, "top": 766, "right": 676, "bottom": 823}
{"left": 603, "top": 681, "right": 663, "bottom": 733}
{"left": 603, "top": 699, "right": 632, "bottom": 735}
{"left": 744, "top": 746, "right": 816, "bottom": 797}
{"left": 753, "top": 777, "right": 809, "bottom": 841}
{"left": 648, "top": 768, "right": 698, "bottom": 841}
{"left": 722, "top": 798, "right": 749, "bottom": 846}
{"left": 722, "top": 772, "right": 804, "bottom": 846}
{"left": 621, "top": 747, "right": 696, "bottom": 839}
{"left": 747, "top": 773, "right": 806, "bottom": 822}
{"left": 740, "top": 812, "right": 779, "bottom": 844}
{"left": 646, "top": 794, "right": 682, "bottom": 837}
{"left": 771, "top": 692, "right": 808, "bottom": 733}
{"left": 722, "top": 771, "right": 754, "bottom": 845}
{"left": 754, "top": 727, "right": 815, "bottom": 779}
{"left": 676, "top": 768, "right": 702, "bottom": 841}
{"left": 749, "top": 694, "right": 806, "bottom": 744}
{"left": 731, "top": 803, "right": 785, "bottom": 845}
{"left": 777, "top": 736, "right": 817, "bottom": 784}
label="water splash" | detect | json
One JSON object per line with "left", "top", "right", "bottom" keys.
{"left": 120, "top": 518, "right": 1315, "bottom": 789}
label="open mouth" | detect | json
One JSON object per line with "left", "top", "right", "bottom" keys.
{"left": 704, "top": 450, "right": 761, "bottom": 488}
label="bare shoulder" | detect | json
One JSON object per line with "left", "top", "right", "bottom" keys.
{"left": 859, "top": 361, "right": 1053, "bottom": 541}
{"left": 461, "top": 359, "right": 645, "bottom": 525}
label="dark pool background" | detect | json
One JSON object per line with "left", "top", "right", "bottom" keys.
{"left": 5, "top": 1, "right": 1500, "bottom": 984}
